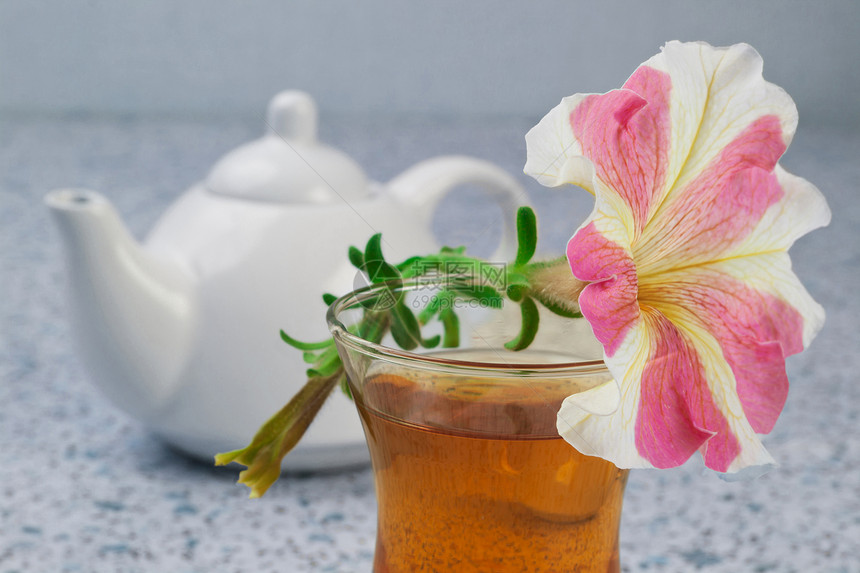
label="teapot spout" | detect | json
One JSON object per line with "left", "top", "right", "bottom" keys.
{"left": 45, "top": 189, "right": 196, "bottom": 422}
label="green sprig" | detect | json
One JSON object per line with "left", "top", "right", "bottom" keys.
{"left": 217, "top": 206, "right": 584, "bottom": 497}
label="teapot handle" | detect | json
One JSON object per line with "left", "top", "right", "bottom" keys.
{"left": 386, "top": 155, "right": 529, "bottom": 261}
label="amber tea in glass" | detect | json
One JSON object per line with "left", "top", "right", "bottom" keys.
{"left": 328, "top": 281, "right": 628, "bottom": 572}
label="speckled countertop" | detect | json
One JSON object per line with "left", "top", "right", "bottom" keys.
{"left": 1, "top": 114, "right": 858, "bottom": 572}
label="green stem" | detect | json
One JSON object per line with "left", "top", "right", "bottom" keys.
{"left": 214, "top": 368, "right": 345, "bottom": 498}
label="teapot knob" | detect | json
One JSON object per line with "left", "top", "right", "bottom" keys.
{"left": 266, "top": 90, "right": 318, "bottom": 144}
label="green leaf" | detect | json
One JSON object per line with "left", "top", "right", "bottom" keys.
{"left": 417, "top": 302, "right": 440, "bottom": 325}
{"left": 322, "top": 293, "right": 338, "bottom": 306}
{"left": 302, "top": 351, "right": 318, "bottom": 364}
{"left": 280, "top": 330, "right": 332, "bottom": 351}
{"left": 417, "top": 290, "right": 450, "bottom": 324}
{"left": 505, "top": 296, "right": 540, "bottom": 351}
{"left": 348, "top": 246, "right": 365, "bottom": 269}
{"left": 364, "top": 233, "right": 385, "bottom": 266}
{"left": 514, "top": 206, "right": 538, "bottom": 266}
{"left": 363, "top": 260, "right": 401, "bottom": 284}
{"left": 389, "top": 318, "right": 417, "bottom": 350}
{"left": 396, "top": 301, "right": 422, "bottom": 338}
{"left": 396, "top": 256, "right": 423, "bottom": 275}
{"left": 440, "top": 307, "right": 460, "bottom": 347}
{"left": 422, "top": 334, "right": 441, "bottom": 348}
{"left": 357, "top": 311, "right": 389, "bottom": 341}
{"left": 319, "top": 346, "right": 345, "bottom": 374}
{"left": 214, "top": 370, "right": 344, "bottom": 498}
{"left": 362, "top": 233, "right": 399, "bottom": 284}
{"left": 389, "top": 301, "right": 420, "bottom": 350}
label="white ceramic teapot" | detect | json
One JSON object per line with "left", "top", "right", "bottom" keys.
{"left": 45, "top": 91, "right": 528, "bottom": 471}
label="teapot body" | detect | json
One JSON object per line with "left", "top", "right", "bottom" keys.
{"left": 47, "top": 91, "right": 528, "bottom": 472}
{"left": 144, "top": 183, "right": 438, "bottom": 469}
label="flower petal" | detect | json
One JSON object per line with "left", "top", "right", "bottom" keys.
{"left": 530, "top": 41, "right": 829, "bottom": 473}
{"left": 523, "top": 93, "right": 595, "bottom": 191}
{"left": 635, "top": 116, "right": 789, "bottom": 274}
{"left": 724, "top": 165, "right": 831, "bottom": 265}
{"left": 526, "top": 41, "right": 799, "bottom": 249}
{"left": 557, "top": 320, "right": 647, "bottom": 468}
{"left": 639, "top": 261, "right": 810, "bottom": 435}
{"left": 646, "top": 41, "right": 798, "bottom": 202}
{"left": 559, "top": 305, "right": 777, "bottom": 472}
{"left": 567, "top": 221, "right": 638, "bottom": 357}
{"left": 634, "top": 311, "right": 742, "bottom": 471}
{"left": 568, "top": 68, "right": 672, "bottom": 237}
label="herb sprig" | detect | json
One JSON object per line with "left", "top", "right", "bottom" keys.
{"left": 216, "top": 206, "right": 584, "bottom": 498}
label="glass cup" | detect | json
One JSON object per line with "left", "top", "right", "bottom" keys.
{"left": 327, "top": 278, "right": 628, "bottom": 572}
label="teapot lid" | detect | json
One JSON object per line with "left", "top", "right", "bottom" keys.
{"left": 205, "top": 91, "right": 370, "bottom": 203}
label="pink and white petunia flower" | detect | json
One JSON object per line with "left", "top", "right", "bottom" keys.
{"left": 524, "top": 41, "right": 830, "bottom": 473}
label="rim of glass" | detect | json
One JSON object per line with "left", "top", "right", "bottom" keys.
{"left": 325, "top": 278, "right": 609, "bottom": 379}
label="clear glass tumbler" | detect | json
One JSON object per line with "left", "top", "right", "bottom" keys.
{"left": 327, "top": 278, "right": 628, "bottom": 573}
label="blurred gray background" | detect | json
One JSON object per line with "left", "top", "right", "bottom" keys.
{"left": 2, "top": 2, "right": 859, "bottom": 571}
{"left": 1, "top": 0, "right": 858, "bottom": 129}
